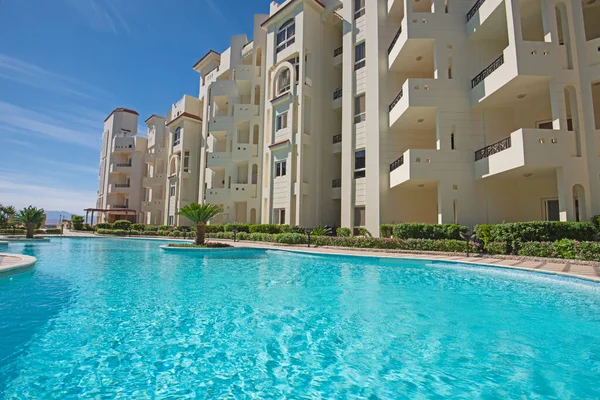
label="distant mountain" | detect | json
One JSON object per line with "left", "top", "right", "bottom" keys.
{"left": 44, "top": 211, "right": 75, "bottom": 225}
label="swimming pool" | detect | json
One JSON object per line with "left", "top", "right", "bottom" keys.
{"left": 1, "top": 238, "right": 599, "bottom": 398}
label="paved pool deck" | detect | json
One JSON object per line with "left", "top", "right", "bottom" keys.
{"left": 0, "top": 253, "right": 37, "bottom": 276}
{"left": 223, "top": 241, "right": 600, "bottom": 283}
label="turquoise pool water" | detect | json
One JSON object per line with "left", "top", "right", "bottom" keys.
{"left": 1, "top": 238, "right": 600, "bottom": 398}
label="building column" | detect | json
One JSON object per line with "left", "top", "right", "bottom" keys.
{"left": 549, "top": 82, "right": 568, "bottom": 130}
{"left": 556, "top": 168, "right": 575, "bottom": 221}
{"left": 437, "top": 181, "right": 455, "bottom": 224}
{"left": 504, "top": 0, "right": 523, "bottom": 47}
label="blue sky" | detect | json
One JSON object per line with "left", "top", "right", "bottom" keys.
{"left": 0, "top": 0, "right": 262, "bottom": 213}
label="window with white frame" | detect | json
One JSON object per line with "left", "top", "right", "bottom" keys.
{"left": 169, "top": 216, "right": 174, "bottom": 226}
{"left": 354, "top": 207, "right": 366, "bottom": 226}
{"left": 173, "top": 127, "right": 181, "bottom": 147}
{"left": 276, "top": 19, "right": 295, "bottom": 53}
{"left": 354, "top": 0, "right": 365, "bottom": 19}
{"left": 170, "top": 184, "right": 176, "bottom": 197}
{"left": 354, "top": 42, "right": 365, "bottom": 70}
{"left": 183, "top": 151, "right": 190, "bottom": 172}
{"left": 277, "top": 68, "right": 291, "bottom": 95}
{"left": 275, "top": 160, "right": 287, "bottom": 177}
{"left": 354, "top": 94, "right": 366, "bottom": 123}
{"left": 274, "top": 208, "right": 286, "bottom": 224}
{"left": 276, "top": 111, "right": 288, "bottom": 131}
{"left": 354, "top": 149, "right": 366, "bottom": 178}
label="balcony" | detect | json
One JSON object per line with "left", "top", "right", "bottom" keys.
{"left": 474, "top": 128, "right": 575, "bottom": 179}
{"left": 109, "top": 162, "right": 132, "bottom": 174}
{"left": 389, "top": 78, "right": 441, "bottom": 129}
{"left": 113, "top": 136, "right": 135, "bottom": 153}
{"left": 233, "top": 144, "right": 253, "bottom": 160}
{"left": 205, "top": 188, "right": 228, "bottom": 203}
{"left": 171, "top": 95, "right": 201, "bottom": 120}
{"left": 233, "top": 104, "right": 258, "bottom": 120}
{"left": 142, "top": 200, "right": 163, "bottom": 212}
{"left": 206, "top": 152, "right": 231, "bottom": 168}
{"left": 145, "top": 149, "right": 165, "bottom": 164}
{"left": 209, "top": 115, "right": 234, "bottom": 133}
{"left": 332, "top": 179, "right": 341, "bottom": 199}
{"left": 588, "top": 37, "right": 600, "bottom": 80}
{"left": 108, "top": 183, "right": 131, "bottom": 194}
{"left": 471, "top": 43, "right": 560, "bottom": 107}
{"left": 466, "top": 0, "right": 504, "bottom": 39}
{"left": 231, "top": 184, "right": 250, "bottom": 200}
{"left": 389, "top": 149, "right": 473, "bottom": 188}
{"left": 211, "top": 80, "right": 238, "bottom": 98}
{"left": 234, "top": 65, "right": 257, "bottom": 81}
{"left": 107, "top": 204, "right": 129, "bottom": 210}
{"left": 332, "top": 134, "right": 342, "bottom": 154}
{"left": 333, "top": 46, "right": 342, "bottom": 67}
{"left": 143, "top": 173, "right": 166, "bottom": 187}
{"left": 332, "top": 89, "right": 342, "bottom": 109}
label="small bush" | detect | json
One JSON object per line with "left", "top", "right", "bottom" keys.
{"left": 237, "top": 232, "right": 249, "bottom": 241}
{"left": 380, "top": 224, "right": 394, "bottom": 238}
{"left": 45, "top": 228, "right": 62, "bottom": 234}
{"left": 206, "top": 224, "right": 224, "bottom": 233}
{"left": 355, "top": 228, "right": 372, "bottom": 237}
{"left": 96, "top": 223, "right": 112, "bottom": 230}
{"left": 336, "top": 227, "right": 352, "bottom": 237}
{"left": 392, "top": 223, "right": 468, "bottom": 240}
{"left": 311, "top": 225, "right": 332, "bottom": 236}
{"left": 484, "top": 241, "right": 508, "bottom": 255}
{"left": 0, "top": 229, "right": 26, "bottom": 235}
{"left": 158, "top": 225, "right": 169, "bottom": 231}
{"left": 224, "top": 223, "right": 250, "bottom": 233}
{"left": 592, "top": 215, "right": 600, "bottom": 233}
{"left": 275, "top": 233, "right": 307, "bottom": 245}
{"left": 249, "top": 224, "right": 281, "bottom": 234}
{"left": 474, "top": 224, "right": 493, "bottom": 246}
{"left": 518, "top": 239, "right": 600, "bottom": 262}
{"left": 97, "top": 229, "right": 127, "bottom": 236}
{"left": 248, "top": 233, "right": 273, "bottom": 242}
{"left": 170, "top": 230, "right": 182, "bottom": 238}
{"left": 131, "top": 224, "right": 145, "bottom": 232}
{"left": 144, "top": 225, "right": 159, "bottom": 232}
{"left": 113, "top": 220, "right": 132, "bottom": 230}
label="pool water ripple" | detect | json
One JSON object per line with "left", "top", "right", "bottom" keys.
{"left": 0, "top": 238, "right": 599, "bottom": 398}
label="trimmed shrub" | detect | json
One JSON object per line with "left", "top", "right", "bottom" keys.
{"left": 96, "top": 223, "right": 112, "bottom": 230}
{"left": 144, "top": 225, "right": 159, "bottom": 232}
{"left": 488, "top": 222, "right": 596, "bottom": 254}
{"left": 0, "top": 229, "right": 26, "bottom": 235}
{"left": 355, "top": 228, "right": 372, "bottom": 237}
{"left": 392, "top": 223, "right": 468, "bottom": 240}
{"left": 206, "top": 224, "right": 224, "bottom": 233}
{"left": 237, "top": 232, "right": 249, "bottom": 241}
{"left": 275, "top": 233, "right": 307, "bottom": 245}
{"left": 224, "top": 223, "right": 250, "bottom": 233}
{"left": 336, "top": 227, "right": 352, "bottom": 237}
{"left": 248, "top": 233, "right": 273, "bottom": 242}
{"left": 484, "top": 241, "right": 508, "bottom": 255}
{"left": 518, "top": 239, "right": 600, "bottom": 262}
{"left": 131, "top": 224, "right": 145, "bottom": 232}
{"left": 113, "top": 220, "right": 132, "bottom": 230}
{"left": 249, "top": 224, "right": 281, "bottom": 234}
{"left": 474, "top": 224, "right": 493, "bottom": 246}
{"left": 71, "top": 215, "right": 84, "bottom": 231}
{"left": 380, "top": 224, "right": 394, "bottom": 238}
{"left": 592, "top": 215, "right": 600, "bottom": 233}
{"left": 158, "top": 225, "right": 169, "bottom": 231}
{"left": 97, "top": 229, "right": 127, "bottom": 236}
{"left": 45, "top": 228, "right": 62, "bottom": 234}
{"left": 83, "top": 224, "right": 95, "bottom": 231}
{"left": 279, "top": 225, "right": 292, "bottom": 233}
{"left": 170, "top": 230, "right": 182, "bottom": 238}
{"left": 311, "top": 225, "right": 332, "bottom": 236}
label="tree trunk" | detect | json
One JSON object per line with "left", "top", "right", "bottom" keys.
{"left": 26, "top": 223, "right": 34, "bottom": 239}
{"left": 196, "top": 223, "right": 206, "bottom": 245}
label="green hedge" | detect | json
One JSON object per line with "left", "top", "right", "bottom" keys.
{"left": 0, "top": 229, "right": 26, "bottom": 234}
{"left": 224, "top": 223, "right": 250, "bottom": 233}
{"left": 206, "top": 224, "right": 225, "bottom": 233}
{"left": 97, "top": 229, "right": 127, "bottom": 236}
{"left": 131, "top": 224, "right": 145, "bottom": 232}
{"left": 96, "top": 223, "right": 112, "bottom": 230}
{"left": 113, "top": 220, "right": 131, "bottom": 230}
{"left": 392, "top": 223, "right": 467, "bottom": 240}
{"left": 380, "top": 224, "right": 394, "bottom": 238}
{"left": 480, "top": 222, "right": 596, "bottom": 254}
{"left": 249, "top": 224, "right": 281, "bottom": 234}
{"left": 518, "top": 240, "right": 600, "bottom": 262}
{"left": 336, "top": 227, "right": 352, "bottom": 237}
{"left": 592, "top": 215, "right": 600, "bottom": 233}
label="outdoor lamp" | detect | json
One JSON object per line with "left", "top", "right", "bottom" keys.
{"left": 460, "top": 230, "right": 477, "bottom": 257}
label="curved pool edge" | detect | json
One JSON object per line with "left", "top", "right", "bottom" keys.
{"left": 160, "top": 244, "right": 253, "bottom": 252}
{"left": 0, "top": 253, "right": 37, "bottom": 277}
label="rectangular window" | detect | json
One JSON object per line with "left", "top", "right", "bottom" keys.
{"left": 276, "top": 21, "right": 296, "bottom": 53}
{"left": 183, "top": 151, "right": 190, "bottom": 172}
{"left": 354, "top": 42, "right": 365, "bottom": 70}
{"left": 354, "top": 0, "right": 365, "bottom": 19}
{"left": 354, "top": 149, "right": 366, "bottom": 178}
{"left": 543, "top": 198, "right": 560, "bottom": 221}
{"left": 170, "top": 184, "right": 175, "bottom": 197}
{"left": 275, "top": 160, "right": 287, "bottom": 177}
{"left": 173, "top": 127, "right": 181, "bottom": 147}
{"left": 354, "top": 94, "right": 366, "bottom": 123}
{"left": 277, "top": 68, "right": 291, "bottom": 95}
{"left": 273, "top": 208, "right": 286, "bottom": 224}
{"left": 354, "top": 207, "right": 366, "bottom": 226}
{"left": 276, "top": 112, "right": 288, "bottom": 131}
{"left": 169, "top": 216, "right": 174, "bottom": 226}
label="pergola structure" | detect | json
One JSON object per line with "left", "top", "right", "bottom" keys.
{"left": 83, "top": 208, "right": 137, "bottom": 225}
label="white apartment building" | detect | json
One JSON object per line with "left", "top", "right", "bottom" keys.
{"left": 96, "top": 108, "right": 147, "bottom": 223}
{"left": 142, "top": 114, "right": 168, "bottom": 225}
{"left": 96, "top": 0, "right": 600, "bottom": 234}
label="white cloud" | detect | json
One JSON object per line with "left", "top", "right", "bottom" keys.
{"left": 0, "top": 172, "right": 96, "bottom": 214}
{"left": 0, "top": 101, "right": 102, "bottom": 149}
{"left": 0, "top": 53, "right": 111, "bottom": 100}
{"left": 65, "top": 0, "right": 131, "bottom": 35}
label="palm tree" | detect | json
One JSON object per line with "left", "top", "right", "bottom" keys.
{"left": 14, "top": 206, "right": 45, "bottom": 239}
{"left": 176, "top": 203, "right": 223, "bottom": 245}
{"left": 0, "top": 204, "right": 16, "bottom": 228}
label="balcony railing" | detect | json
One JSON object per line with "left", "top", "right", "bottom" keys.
{"left": 112, "top": 205, "right": 128, "bottom": 209}
{"left": 333, "top": 88, "right": 343, "bottom": 100}
{"left": 332, "top": 179, "right": 342, "bottom": 188}
{"left": 114, "top": 184, "right": 130, "bottom": 188}
{"left": 466, "top": 0, "right": 486, "bottom": 22}
{"left": 334, "top": 46, "right": 343, "bottom": 57}
{"left": 471, "top": 54, "right": 504, "bottom": 88}
{"left": 388, "top": 26, "right": 402, "bottom": 54}
{"left": 389, "top": 89, "right": 404, "bottom": 112}
{"left": 333, "top": 134, "right": 342, "bottom": 144}
{"left": 116, "top": 163, "right": 132, "bottom": 167}
{"left": 474, "top": 136, "right": 511, "bottom": 161}
{"left": 389, "top": 155, "right": 404, "bottom": 172}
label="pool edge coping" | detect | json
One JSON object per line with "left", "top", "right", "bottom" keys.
{"left": 0, "top": 253, "right": 38, "bottom": 277}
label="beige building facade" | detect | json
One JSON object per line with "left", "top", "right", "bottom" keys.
{"left": 97, "top": 0, "right": 600, "bottom": 234}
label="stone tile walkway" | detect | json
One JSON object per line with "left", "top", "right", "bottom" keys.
{"left": 226, "top": 241, "right": 600, "bottom": 283}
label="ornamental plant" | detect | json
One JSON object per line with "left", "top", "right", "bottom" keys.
{"left": 14, "top": 206, "right": 46, "bottom": 239}
{"left": 176, "top": 203, "right": 223, "bottom": 245}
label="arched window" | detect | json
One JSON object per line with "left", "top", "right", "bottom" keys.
{"left": 277, "top": 68, "right": 291, "bottom": 95}
{"left": 276, "top": 19, "right": 295, "bottom": 53}
{"left": 173, "top": 126, "right": 182, "bottom": 147}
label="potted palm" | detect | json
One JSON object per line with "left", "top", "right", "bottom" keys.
{"left": 176, "top": 203, "right": 224, "bottom": 246}
{"left": 14, "top": 206, "right": 45, "bottom": 239}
